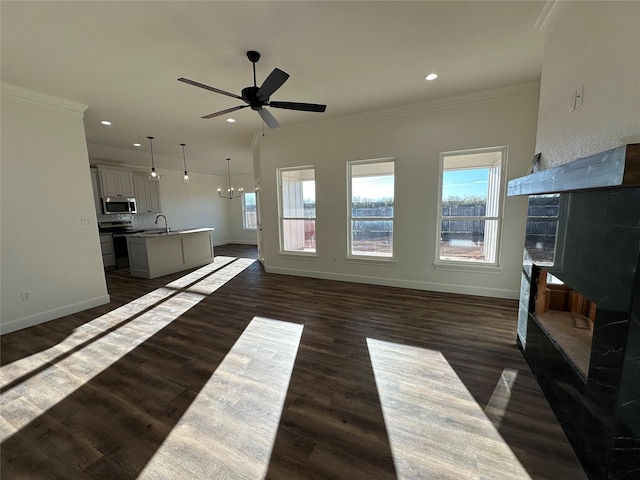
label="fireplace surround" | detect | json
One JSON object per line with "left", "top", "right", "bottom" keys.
{"left": 508, "top": 144, "right": 640, "bottom": 480}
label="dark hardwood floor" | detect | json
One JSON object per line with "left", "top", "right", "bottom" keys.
{"left": 1, "top": 244, "right": 587, "bottom": 479}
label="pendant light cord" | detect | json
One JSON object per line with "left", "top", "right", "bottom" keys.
{"left": 147, "top": 136, "right": 155, "bottom": 169}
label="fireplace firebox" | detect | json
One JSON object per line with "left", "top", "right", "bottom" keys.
{"left": 508, "top": 144, "right": 640, "bottom": 480}
{"left": 530, "top": 267, "right": 596, "bottom": 380}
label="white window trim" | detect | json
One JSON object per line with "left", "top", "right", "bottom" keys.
{"left": 434, "top": 146, "right": 507, "bottom": 270}
{"left": 432, "top": 262, "right": 502, "bottom": 273}
{"left": 347, "top": 157, "right": 396, "bottom": 261}
{"left": 278, "top": 251, "right": 319, "bottom": 260}
{"left": 242, "top": 191, "right": 257, "bottom": 231}
{"left": 346, "top": 256, "right": 397, "bottom": 266}
{"left": 277, "top": 165, "right": 317, "bottom": 255}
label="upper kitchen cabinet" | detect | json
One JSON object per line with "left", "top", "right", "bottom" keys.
{"left": 98, "top": 166, "right": 135, "bottom": 197}
{"left": 133, "top": 172, "right": 162, "bottom": 213}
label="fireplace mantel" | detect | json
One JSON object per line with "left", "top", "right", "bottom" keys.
{"left": 507, "top": 143, "right": 640, "bottom": 196}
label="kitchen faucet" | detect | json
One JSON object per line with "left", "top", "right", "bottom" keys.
{"left": 155, "top": 214, "right": 169, "bottom": 234}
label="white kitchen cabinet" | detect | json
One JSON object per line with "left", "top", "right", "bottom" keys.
{"left": 100, "top": 233, "right": 116, "bottom": 268}
{"left": 133, "top": 173, "right": 162, "bottom": 213}
{"left": 98, "top": 166, "right": 135, "bottom": 197}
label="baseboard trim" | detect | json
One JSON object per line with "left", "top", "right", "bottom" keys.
{"left": 264, "top": 266, "right": 519, "bottom": 300}
{"left": 0, "top": 294, "right": 111, "bottom": 335}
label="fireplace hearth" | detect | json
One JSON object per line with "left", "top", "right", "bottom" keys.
{"left": 509, "top": 144, "right": 640, "bottom": 480}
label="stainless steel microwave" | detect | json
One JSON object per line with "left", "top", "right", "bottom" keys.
{"left": 102, "top": 197, "right": 137, "bottom": 214}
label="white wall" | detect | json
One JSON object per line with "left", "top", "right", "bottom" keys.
{"left": 535, "top": 1, "right": 640, "bottom": 167}
{"left": 256, "top": 84, "right": 539, "bottom": 299}
{"left": 1, "top": 84, "right": 109, "bottom": 334}
{"left": 228, "top": 173, "right": 258, "bottom": 245}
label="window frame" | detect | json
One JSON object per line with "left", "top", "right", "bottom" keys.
{"left": 434, "top": 146, "right": 507, "bottom": 270}
{"left": 347, "top": 157, "right": 396, "bottom": 262}
{"left": 242, "top": 191, "right": 257, "bottom": 230}
{"left": 277, "top": 165, "right": 317, "bottom": 256}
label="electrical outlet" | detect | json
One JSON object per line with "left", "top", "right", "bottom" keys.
{"left": 21, "top": 291, "right": 31, "bottom": 301}
{"left": 80, "top": 216, "right": 91, "bottom": 225}
{"left": 333, "top": 256, "right": 337, "bottom": 263}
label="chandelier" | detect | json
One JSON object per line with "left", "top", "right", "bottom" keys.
{"left": 218, "top": 158, "right": 243, "bottom": 199}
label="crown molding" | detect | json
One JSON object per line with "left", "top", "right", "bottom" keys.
{"left": 257, "top": 81, "right": 540, "bottom": 141}
{"left": 1, "top": 82, "right": 88, "bottom": 115}
{"left": 534, "top": 0, "right": 567, "bottom": 36}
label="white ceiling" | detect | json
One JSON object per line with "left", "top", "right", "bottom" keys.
{"left": 1, "top": 1, "right": 545, "bottom": 176}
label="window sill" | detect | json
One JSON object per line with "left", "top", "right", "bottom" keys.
{"left": 433, "top": 261, "right": 502, "bottom": 274}
{"left": 279, "top": 251, "right": 318, "bottom": 260}
{"left": 346, "top": 256, "right": 397, "bottom": 266}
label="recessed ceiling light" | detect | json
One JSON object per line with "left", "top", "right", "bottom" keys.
{"left": 226, "top": 118, "right": 236, "bottom": 123}
{"left": 100, "top": 120, "right": 112, "bottom": 126}
{"left": 133, "top": 143, "right": 141, "bottom": 147}
{"left": 425, "top": 73, "right": 438, "bottom": 81}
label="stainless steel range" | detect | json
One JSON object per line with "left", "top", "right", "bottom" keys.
{"left": 98, "top": 221, "right": 146, "bottom": 269}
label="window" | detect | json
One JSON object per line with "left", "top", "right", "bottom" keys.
{"left": 348, "top": 159, "right": 395, "bottom": 258}
{"left": 277, "top": 167, "right": 316, "bottom": 253}
{"left": 525, "top": 193, "right": 561, "bottom": 265}
{"left": 437, "top": 147, "right": 506, "bottom": 265}
{"left": 242, "top": 191, "right": 257, "bottom": 229}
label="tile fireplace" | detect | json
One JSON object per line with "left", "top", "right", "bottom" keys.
{"left": 509, "top": 144, "right": 640, "bottom": 480}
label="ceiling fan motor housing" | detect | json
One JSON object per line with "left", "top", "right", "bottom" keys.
{"left": 241, "top": 86, "right": 266, "bottom": 110}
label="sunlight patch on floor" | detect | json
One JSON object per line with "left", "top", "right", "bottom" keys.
{"left": 484, "top": 368, "right": 519, "bottom": 429}
{"left": 139, "top": 316, "right": 303, "bottom": 479}
{"left": 366, "top": 338, "right": 530, "bottom": 480}
{"left": 0, "top": 257, "right": 254, "bottom": 442}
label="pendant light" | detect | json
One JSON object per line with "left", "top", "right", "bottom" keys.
{"left": 147, "top": 136, "right": 160, "bottom": 180}
{"left": 180, "top": 143, "right": 190, "bottom": 183}
{"left": 218, "top": 158, "right": 243, "bottom": 199}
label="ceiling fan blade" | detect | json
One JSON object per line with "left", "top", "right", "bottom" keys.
{"left": 201, "top": 105, "right": 248, "bottom": 119}
{"left": 178, "top": 77, "right": 244, "bottom": 101}
{"left": 269, "top": 101, "right": 327, "bottom": 112}
{"left": 257, "top": 108, "right": 280, "bottom": 129}
{"left": 256, "top": 68, "right": 290, "bottom": 101}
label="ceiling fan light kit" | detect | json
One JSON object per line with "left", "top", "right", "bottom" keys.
{"left": 178, "top": 50, "right": 326, "bottom": 129}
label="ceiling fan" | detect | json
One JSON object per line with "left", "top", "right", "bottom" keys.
{"left": 178, "top": 50, "right": 327, "bottom": 129}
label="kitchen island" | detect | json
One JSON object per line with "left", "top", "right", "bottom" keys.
{"left": 126, "top": 228, "right": 214, "bottom": 279}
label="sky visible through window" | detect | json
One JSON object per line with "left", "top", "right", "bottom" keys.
{"left": 442, "top": 168, "right": 488, "bottom": 200}
{"left": 303, "top": 180, "right": 315, "bottom": 202}
{"left": 303, "top": 176, "right": 396, "bottom": 202}
{"left": 301, "top": 169, "right": 488, "bottom": 202}
{"left": 353, "top": 175, "right": 394, "bottom": 199}
{"left": 244, "top": 192, "right": 256, "bottom": 206}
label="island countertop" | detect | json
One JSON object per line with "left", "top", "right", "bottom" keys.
{"left": 128, "top": 227, "right": 214, "bottom": 238}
